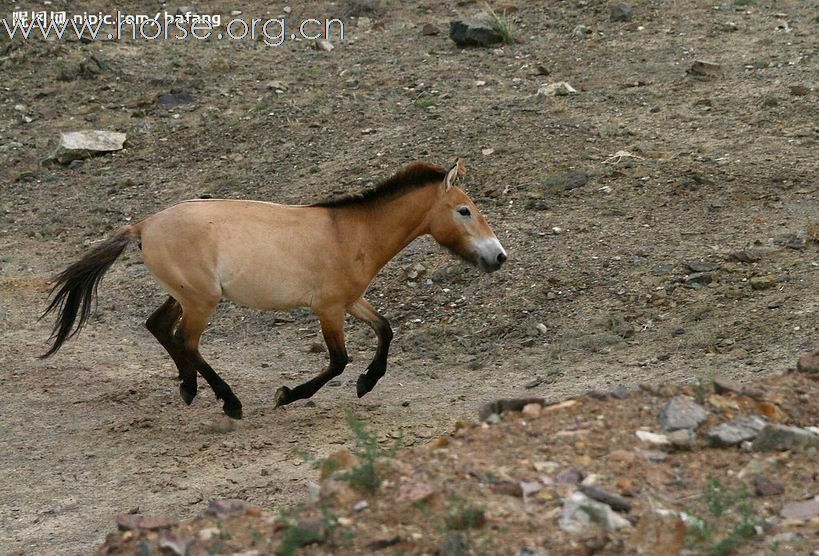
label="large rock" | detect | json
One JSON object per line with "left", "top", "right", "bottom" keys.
{"left": 752, "top": 424, "right": 819, "bottom": 452}
{"left": 559, "top": 492, "right": 632, "bottom": 533}
{"left": 707, "top": 416, "right": 766, "bottom": 447}
{"left": 51, "top": 130, "right": 126, "bottom": 164}
{"left": 449, "top": 16, "right": 503, "bottom": 47}
{"left": 658, "top": 396, "right": 708, "bottom": 431}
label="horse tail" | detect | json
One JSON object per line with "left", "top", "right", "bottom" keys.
{"left": 40, "top": 226, "right": 138, "bottom": 358}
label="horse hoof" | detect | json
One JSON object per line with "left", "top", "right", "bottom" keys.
{"left": 223, "top": 402, "right": 243, "bottom": 420}
{"left": 180, "top": 385, "right": 197, "bottom": 406}
{"left": 274, "top": 386, "right": 291, "bottom": 408}
{"left": 356, "top": 374, "right": 372, "bottom": 398}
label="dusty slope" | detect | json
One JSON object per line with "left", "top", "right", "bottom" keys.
{"left": 97, "top": 369, "right": 819, "bottom": 555}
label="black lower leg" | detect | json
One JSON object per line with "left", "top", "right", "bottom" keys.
{"left": 276, "top": 350, "right": 348, "bottom": 407}
{"left": 356, "top": 318, "right": 393, "bottom": 398}
{"left": 146, "top": 297, "right": 198, "bottom": 404}
{"left": 188, "top": 350, "right": 242, "bottom": 419}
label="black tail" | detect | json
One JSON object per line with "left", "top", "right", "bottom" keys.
{"left": 40, "top": 228, "right": 134, "bottom": 358}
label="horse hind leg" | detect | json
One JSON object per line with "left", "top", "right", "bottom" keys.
{"left": 146, "top": 296, "right": 198, "bottom": 405}
{"left": 176, "top": 300, "right": 243, "bottom": 419}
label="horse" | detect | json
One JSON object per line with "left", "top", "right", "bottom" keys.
{"left": 40, "top": 159, "right": 507, "bottom": 419}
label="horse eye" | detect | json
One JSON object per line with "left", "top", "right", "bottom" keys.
{"left": 457, "top": 207, "right": 471, "bottom": 217}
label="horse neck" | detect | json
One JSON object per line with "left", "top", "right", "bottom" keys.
{"left": 352, "top": 185, "right": 439, "bottom": 279}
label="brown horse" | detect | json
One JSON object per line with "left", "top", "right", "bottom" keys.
{"left": 40, "top": 159, "right": 507, "bottom": 418}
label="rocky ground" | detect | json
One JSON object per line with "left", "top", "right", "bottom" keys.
{"left": 0, "top": 0, "right": 817, "bottom": 553}
{"left": 98, "top": 365, "right": 819, "bottom": 555}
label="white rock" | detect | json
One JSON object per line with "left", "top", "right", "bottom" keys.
{"left": 315, "top": 39, "right": 334, "bottom": 52}
{"left": 559, "top": 492, "right": 631, "bottom": 533}
{"left": 266, "top": 80, "right": 288, "bottom": 91}
{"left": 537, "top": 82, "right": 578, "bottom": 97}
{"left": 522, "top": 403, "right": 542, "bottom": 417}
{"left": 636, "top": 430, "right": 670, "bottom": 445}
{"left": 52, "top": 130, "right": 126, "bottom": 164}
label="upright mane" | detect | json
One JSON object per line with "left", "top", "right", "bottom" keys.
{"left": 311, "top": 162, "right": 447, "bottom": 208}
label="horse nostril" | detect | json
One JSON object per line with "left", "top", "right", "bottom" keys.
{"left": 497, "top": 252, "right": 507, "bottom": 264}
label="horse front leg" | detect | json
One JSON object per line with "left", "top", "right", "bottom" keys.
{"left": 275, "top": 310, "right": 348, "bottom": 407}
{"left": 347, "top": 297, "right": 393, "bottom": 398}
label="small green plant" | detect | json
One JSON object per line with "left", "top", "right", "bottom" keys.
{"left": 693, "top": 374, "right": 712, "bottom": 405}
{"left": 484, "top": 4, "right": 515, "bottom": 44}
{"left": 445, "top": 496, "right": 486, "bottom": 531}
{"left": 321, "top": 505, "right": 354, "bottom": 549}
{"left": 338, "top": 412, "right": 401, "bottom": 493}
{"left": 414, "top": 96, "right": 439, "bottom": 109}
{"left": 603, "top": 313, "right": 635, "bottom": 339}
{"left": 686, "top": 478, "right": 761, "bottom": 556}
{"left": 439, "top": 532, "right": 469, "bottom": 556}
{"left": 278, "top": 524, "right": 323, "bottom": 556}
{"left": 276, "top": 504, "right": 350, "bottom": 555}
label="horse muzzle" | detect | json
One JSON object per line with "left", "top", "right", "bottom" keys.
{"left": 476, "top": 239, "right": 507, "bottom": 273}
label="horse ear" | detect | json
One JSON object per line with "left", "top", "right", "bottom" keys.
{"left": 444, "top": 158, "right": 466, "bottom": 190}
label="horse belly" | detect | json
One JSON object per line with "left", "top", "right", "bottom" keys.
{"left": 220, "top": 274, "right": 311, "bottom": 311}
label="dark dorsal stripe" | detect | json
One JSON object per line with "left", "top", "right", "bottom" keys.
{"left": 311, "top": 162, "right": 447, "bottom": 208}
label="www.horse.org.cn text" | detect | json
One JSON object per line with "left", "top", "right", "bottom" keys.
{"left": 1, "top": 10, "right": 346, "bottom": 46}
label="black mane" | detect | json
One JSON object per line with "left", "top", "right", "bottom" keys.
{"left": 311, "top": 162, "right": 447, "bottom": 208}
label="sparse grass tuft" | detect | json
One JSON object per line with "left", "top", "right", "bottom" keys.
{"left": 602, "top": 312, "right": 635, "bottom": 339}
{"left": 439, "top": 496, "right": 492, "bottom": 555}
{"left": 686, "top": 478, "right": 761, "bottom": 556}
{"left": 484, "top": 4, "right": 516, "bottom": 44}
{"left": 693, "top": 373, "right": 712, "bottom": 405}
{"left": 277, "top": 505, "right": 350, "bottom": 555}
{"left": 338, "top": 412, "right": 401, "bottom": 493}
{"left": 445, "top": 497, "right": 486, "bottom": 531}
{"left": 278, "top": 525, "right": 322, "bottom": 556}
{"left": 415, "top": 96, "right": 439, "bottom": 109}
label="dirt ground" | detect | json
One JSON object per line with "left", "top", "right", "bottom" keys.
{"left": 0, "top": 0, "right": 816, "bottom": 553}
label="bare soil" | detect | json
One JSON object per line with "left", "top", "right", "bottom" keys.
{"left": 0, "top": 0, "right": 817, "bottom": 554}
